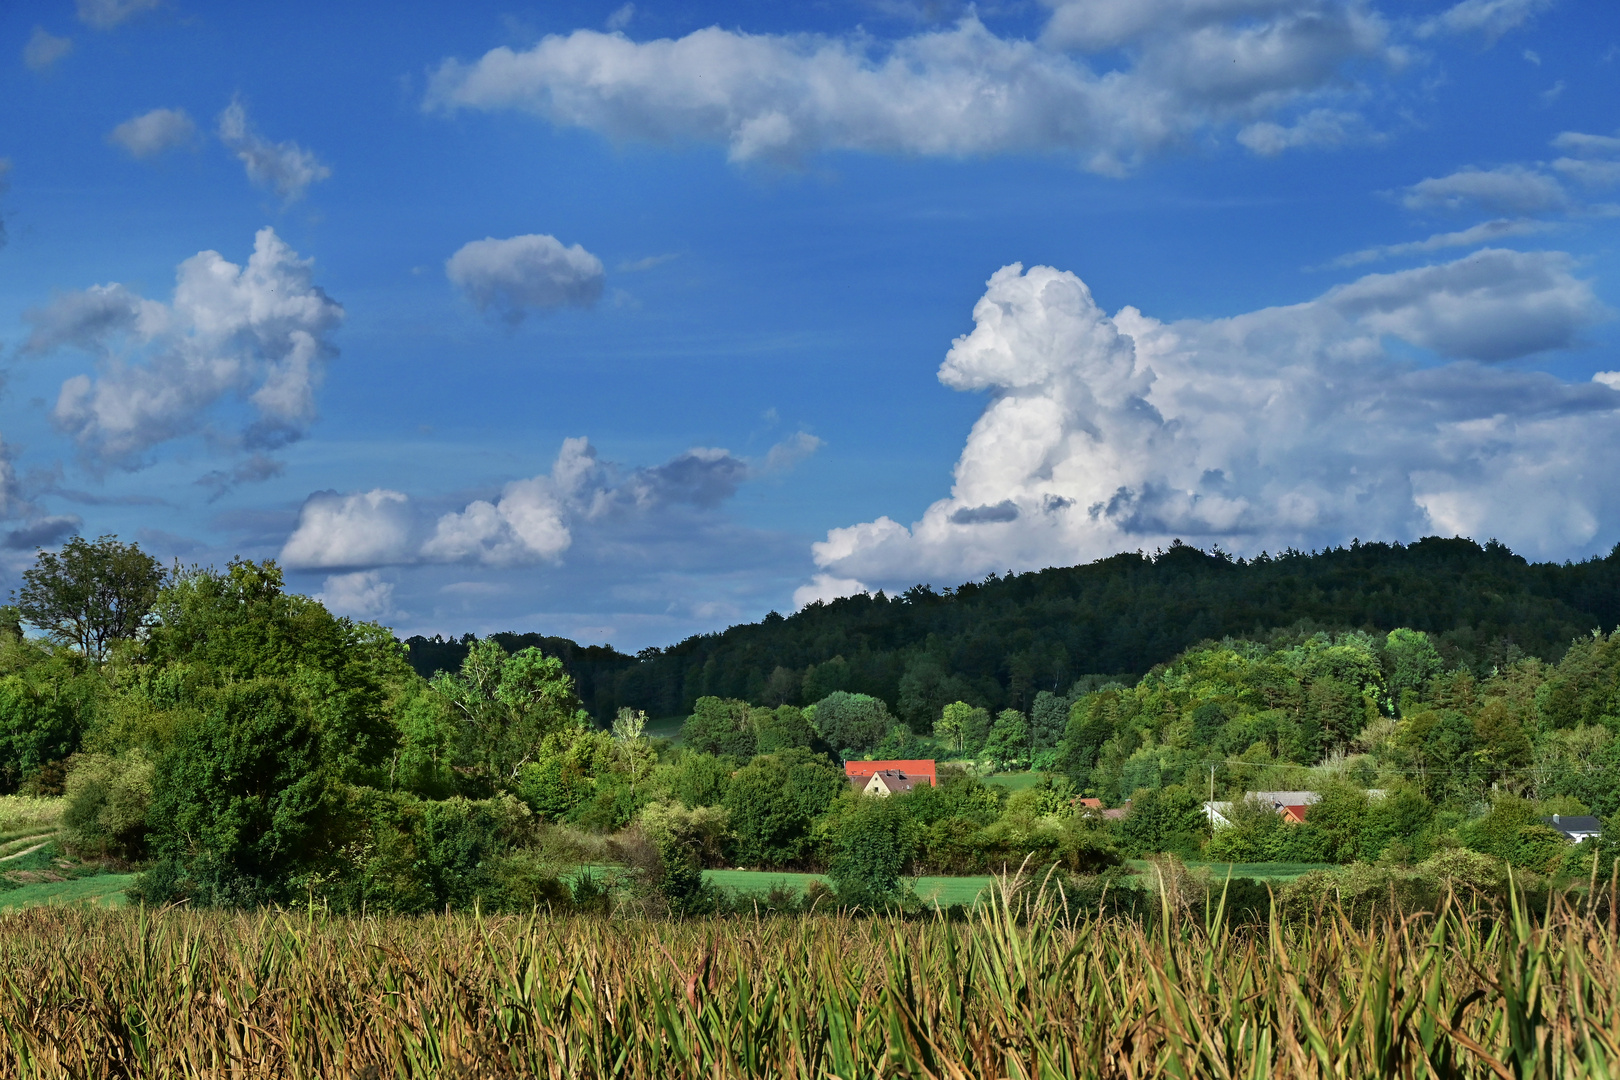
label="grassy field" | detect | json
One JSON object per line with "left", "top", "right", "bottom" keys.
{"left": 708, "top": 860, "right": 1330, "bottom": 907}
{"left": 0, "top": 882, "right": 1608, "bottom": 1077}
{"left": 643, "top": 715, "right": 686, "bottom": 743}
{"left": 704, "top": 869, "right": 995, "bottom": 907}
{"left": 0, "top": 873, "right": 134, "bottom": 910}
{"left": 982, "top": 770, "right": 1044, "bottom": 792}
{"left": 1130, "top": 859, "right": 1335, "bottom": 882}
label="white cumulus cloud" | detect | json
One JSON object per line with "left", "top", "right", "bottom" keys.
{"left": 792, "top": 572, "right": 869, "bottom": 610}
{"left": 315, "top": 570, "right": 398, "bottom": 621}
{"left": 281, "top": 431, "right": 820, "bottom": 574}
{"left": 422, "top": 444, "right": 580, "bottom": 565}
{"left": 23, "top": 227, "right": 344, "bottom": 470}
{"left": 109, "top": 108, "right": 195, "bottom": 158}
{"left": 426, "top": 3, "right": 1398, "bottom": 173}
{"left": 1320, "top": 248, "right": 1602, "bottom": 360}
{"left": 217, "top": 99, "right": 331, "bottom": 201}
{"left": 281, "top": 490, "right": 414, "bottom": 570}
{"left": 805, "top": 253, "right": 1617, "bottom": 593}
{"left": 445, "top": 234, "right": 605, "bottom": 323}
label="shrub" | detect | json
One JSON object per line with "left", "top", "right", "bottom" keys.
{"left": 828, "top": 796, "right": 915, "bottom": 909}
{"left": 62, "top": 750, "right": 154, "bottom": 862}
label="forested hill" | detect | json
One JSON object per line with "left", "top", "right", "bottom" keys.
{"left": 405, "top": 537, "right": 1620, "bottom": 724}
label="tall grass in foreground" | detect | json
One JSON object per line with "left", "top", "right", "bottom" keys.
{"left": 1, "top": 873, "right": 1618, "bottom": 1078}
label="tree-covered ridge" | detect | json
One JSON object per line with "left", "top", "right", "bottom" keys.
{"left": 470, "top": 536, "right": 1618, "bottom": 722}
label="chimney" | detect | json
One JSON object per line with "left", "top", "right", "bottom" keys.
{"left": 1554, "top": 814, "right": 1562, "bottom": 824}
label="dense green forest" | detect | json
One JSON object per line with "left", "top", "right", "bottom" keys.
{"left": 406, "top": 536, "right": 1620, "bottom": 723}
{"left": 2, "top": 533, "right": 1617, "bottom": 914}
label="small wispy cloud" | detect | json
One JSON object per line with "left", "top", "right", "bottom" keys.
{"left": 23, "top": 27, "right": 72, "bottom": 72}
{"left": 217, "top": 98, "right": 331, "bottom": 201}
{"left": 617, "top": 253, "right": 679, "bottom": 273}
{"left": 109, "top": 108, "right": 195, "bottom": 159}
{"left": 1332, "top": 218, "right": 1552, "bottom": 267}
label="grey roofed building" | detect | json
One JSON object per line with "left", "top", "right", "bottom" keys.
{"left": 863, "top": 769, "right": 925, "bottom": 796}
{"left": 1249, "top": 791, "right": 1321, "bottom": 808}
{"left": 1544, "top": 814, "right": 1603, "bottom": 842}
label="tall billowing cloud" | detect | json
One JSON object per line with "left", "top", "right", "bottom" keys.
{"left": 109, "top": 108, "right": 195, "bottom": 159}
{"left": 426, "top": 2, "right": 1398, "bottom": 173}
{"left": 282, "top": 434, "right": 808, "bottom": 571}
{"left": 23, "top": 227, "right": 344, "bottom": 470}
{"left": 445, "top": 234, "right": 605, "bottom": 323}
{"left": 217, "top": 100, "right": 331, "bottom": 201}
{"left": 802, "top": 253, "right": 1615, "bottom": 603}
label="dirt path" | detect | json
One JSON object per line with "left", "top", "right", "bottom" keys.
{"left": 0, "top": 840, "right": 52, "bottom": 863}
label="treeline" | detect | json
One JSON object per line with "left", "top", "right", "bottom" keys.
{"left": 649, "top": 620, "right": 1620, "bottom": 890}
{"left": 407, "top": 537, "right": 1620, "bottom": 724}
{"left": 5, "top": 533, "right": 1619, "bottom": 916}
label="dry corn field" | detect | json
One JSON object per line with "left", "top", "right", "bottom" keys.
{"left": 1, "top": 882, "right": 1619, "bottom": 1078}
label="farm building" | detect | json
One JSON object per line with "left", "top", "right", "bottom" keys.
{"left": 845, "top": 760, "right": 936, "bottom": 795}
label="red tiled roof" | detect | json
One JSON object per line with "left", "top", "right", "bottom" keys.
{"left": 1280, "top": 804, "right": 1309, "bottom": 823}
{"left": 1076, "top": 798, "right": 1103, "bottom": 809}
{"left": 844, "top": 760, "right": 936, "bottom": 785}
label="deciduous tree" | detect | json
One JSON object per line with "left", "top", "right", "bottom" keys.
{"left": 17, "top": 536, "right": 165, "bottom": 662}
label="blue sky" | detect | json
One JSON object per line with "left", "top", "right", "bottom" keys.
{"left": 2, "top": 0, "right": 1618, "bottom": 649}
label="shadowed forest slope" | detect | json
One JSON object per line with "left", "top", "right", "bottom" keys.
{"left": 404, "top": 537, "right": 1620, "bottom": 723}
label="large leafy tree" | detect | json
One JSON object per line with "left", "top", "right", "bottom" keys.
{"left": 810, "top": 691, "right": 892, "bottom": 758}
{"left": 17, "top": 536, "right": 165, "bottom": 662}
{"left": 723, "top": 750, "right": 843, "bottom": 866}
{"left": 132, "top": 559, "right": 407, "bottom": 904}
{"left": 982, "top": 709, "right": 1030, "bottom": 770}
{"left": 679, "top": 696, "right": 757, "bottom": 759}
{"left": 431, "top": 639, "right": 583, "bottom": 792}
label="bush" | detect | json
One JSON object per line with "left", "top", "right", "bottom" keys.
{"left": 827, "top": 796, "right": 915, "bottom": 909}
{"left": 140, "top": 678, "right": 334, "bottom": 907}
{"left": 1058, "top": 811, "right": 1123, "bottom": 873}
{"left": 62, "top": 750, "right": 154, "bottom": 862}
{"left": 667, "top": 751, "right": 732, "bottom": 808}
{"left": 639, "top": 800, "right": 730, "bottom": 867}
{"left": 1120, "top": 784, "right": 1206, "bottom": 858}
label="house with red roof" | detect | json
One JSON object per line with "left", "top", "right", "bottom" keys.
{"left": 845, "top": 759, "right": 936, "bottom": 796}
